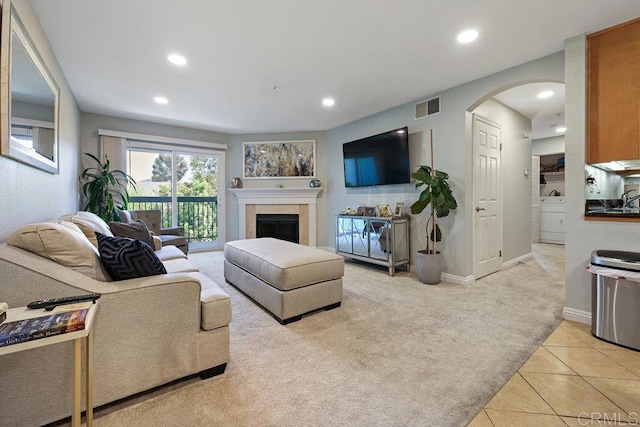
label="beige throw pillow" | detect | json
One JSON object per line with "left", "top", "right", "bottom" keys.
{"left": 58, "top": 211, "right": 113, "bottom": 247}
{"left": 109, "top": 220, "right": 155, "bottom": 248}
{"left": 7, "top": 221, "right": 111, "bottom": 281}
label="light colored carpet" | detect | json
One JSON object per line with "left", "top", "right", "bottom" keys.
{"left": 94, "top": 246, "right": 565, "bottom": 427}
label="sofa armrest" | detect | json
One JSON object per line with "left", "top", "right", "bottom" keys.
{"left": 152, "top": 235, "right": 162, "bottom": 250}
{"left": 161, "top": 226, "right": 185, "bottom": 236}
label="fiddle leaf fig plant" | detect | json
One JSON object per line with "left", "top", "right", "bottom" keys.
{"left": 410, "top": 165, "right": 457, "bottom": 254}
{"left": 80, "top": 153, "right": 136, "bottom": 223}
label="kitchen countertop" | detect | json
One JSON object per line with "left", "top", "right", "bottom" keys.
{"left": 584, "top": 199, "right": 640, "bottom": 218}
{"left": 586, "top": 208, "right": 640, "bottom": 218}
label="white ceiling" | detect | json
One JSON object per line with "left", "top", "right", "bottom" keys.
{"left": 494, "top": 82, "right": 566, "bottom": 140}
{"left": 29, "top": 0, "right": 640, "bottom": 134}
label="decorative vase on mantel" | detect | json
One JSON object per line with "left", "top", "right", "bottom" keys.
{"left": 231, "top": 177, "right": 242, "bottom": 188}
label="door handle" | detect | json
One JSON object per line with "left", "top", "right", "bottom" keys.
{"left": 475, "top": 207, "right": 486, "bottom": 212}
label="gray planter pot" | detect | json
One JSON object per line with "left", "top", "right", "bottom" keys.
{"left": 415, "top": 250, "right": 443, "bottom": 285}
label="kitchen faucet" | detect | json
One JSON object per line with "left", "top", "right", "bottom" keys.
{"left": 621, "top": 189, "right": 640, "bottom": 208}
{"left": 548, "top": 189, "right": 561, "bottom": 196}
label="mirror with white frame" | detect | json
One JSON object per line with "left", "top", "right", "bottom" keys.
{"left": 1, "top": 0, "right": 60, "bottom": 174}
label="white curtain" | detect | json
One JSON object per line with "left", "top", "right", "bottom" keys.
{"left": 99, "top": 135, "right": 127, "bottom": 172}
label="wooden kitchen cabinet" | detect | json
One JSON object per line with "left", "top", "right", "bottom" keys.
{"left": 587, "top": 18, "right": 640, "bottom": 164}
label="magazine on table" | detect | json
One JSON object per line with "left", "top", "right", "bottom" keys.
{"left": 0, "top": 303, "right": 90, "bottom": 347}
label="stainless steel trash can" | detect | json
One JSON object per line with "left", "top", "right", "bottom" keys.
{"left": 590, "top": 250, "right": 640, "bottom": 351}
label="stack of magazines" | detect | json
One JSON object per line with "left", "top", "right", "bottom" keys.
{"left": 0, "top": 307, "right": 88, "bottom": 347}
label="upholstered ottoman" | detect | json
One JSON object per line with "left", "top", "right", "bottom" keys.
{"left": 224, "top": 238, "right": 344, "bottom": 324}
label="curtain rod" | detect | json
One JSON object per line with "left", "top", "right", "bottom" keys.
{"left": 98, "top": 128, "right": 227, "bottom": 151}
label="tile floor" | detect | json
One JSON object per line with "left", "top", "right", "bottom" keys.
{"left": 469, "top": 244, "right": 640, "bottom": 426}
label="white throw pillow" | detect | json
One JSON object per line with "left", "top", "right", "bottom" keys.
{"left": 58, "top": 211, "right": 113, "bottom": 247}
{"left": 7, "top": 221, "right": 111, "bottom": 281}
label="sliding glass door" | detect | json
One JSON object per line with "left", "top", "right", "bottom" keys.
{"left": 127, "top": 147, "right": 225, "bottom": 251}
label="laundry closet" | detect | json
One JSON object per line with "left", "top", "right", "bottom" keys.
{"left": 533, "top": 149, "right": 566, "bottom": 245}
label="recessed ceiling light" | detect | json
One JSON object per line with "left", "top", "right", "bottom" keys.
{"left": 168, "top": 54, "right": 187, "bottom": 66}
{"left": 538, "top": 90, "right": 554, "bottom": 99}
{"left": 154, "top": 96, "right": 168, "bottom": 104}
{"left": 457, "top": 29, "right": 478, "bottom": 44}
{"left": 322, "top": 98, "right": 335, "bottom": 107}
{"left": 556, "top": 127, "right": 567, "bottom": 133}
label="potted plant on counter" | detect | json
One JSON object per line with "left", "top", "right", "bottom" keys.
{"left": 80, "top": 153, "right": 136, "bottom": 223}
{"left": 410, "top": 130, "right": 457, "bottom": 284}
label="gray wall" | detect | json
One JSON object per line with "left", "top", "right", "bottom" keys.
{"left": 0, "top": 0, "right": 81, "bottom": 242}
{"left": 533, "top": 136, "right": 565, "bottom": 156}
{"left": 12, "top": 100, "right": 55, "bottom": 122}
{"left": 564, "top": 34, "right": 640, "bottom": 319}
{"left": 325, "top": 52, "right": 564, "bottom": 279}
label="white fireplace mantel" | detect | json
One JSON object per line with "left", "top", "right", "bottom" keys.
{"left": 229, "top": 187, "right": 322, "bottom": 246}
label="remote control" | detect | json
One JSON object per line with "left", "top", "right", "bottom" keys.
{"left": 27, "top": 293, "right": 101, "bottom": 310}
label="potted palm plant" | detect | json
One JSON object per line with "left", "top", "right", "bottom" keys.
{"left": 410, "top": 130, "right": 457, "bottom": 284}
{"left": 79, "top": 153, "right": 136, "bottom": 223}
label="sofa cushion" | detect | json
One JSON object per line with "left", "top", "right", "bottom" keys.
{"left": 189, "top": 272, "right": 232, "bottom": 331}
{"left": 109, "top": 220, "right": 155, "bottom": 248}
{"left": 58, "top": 211, "right": 113, "bottom": 247}
{"left": 7, "top": 221, "right": 111, "bottom": 281}
{"left": 96, "top": 233, "right": 166, "bottom": 281}
{"left": 163, "top": 258, "right": 199, "bottom": 274}
{"left": 155, "top": 245, "right": 188, "bottom": 262}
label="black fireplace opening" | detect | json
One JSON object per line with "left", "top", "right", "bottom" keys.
{"left": 256, "top": 214, "right": 299, "bottom": 243}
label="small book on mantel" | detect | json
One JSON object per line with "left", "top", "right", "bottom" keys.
{"left": 0, "top": 304, "right": 89, "bottom": 348}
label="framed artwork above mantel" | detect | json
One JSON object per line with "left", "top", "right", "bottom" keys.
{"left": 243, "top": 140, "right": 315, "bottom": 179}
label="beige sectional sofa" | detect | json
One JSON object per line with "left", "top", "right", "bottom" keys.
{"left": 0, "top": 212, "right": 231, "bottom": 426}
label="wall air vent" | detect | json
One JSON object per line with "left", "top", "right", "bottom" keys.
{"left": 414, "top": 96, "right": 441, "bottom": 120}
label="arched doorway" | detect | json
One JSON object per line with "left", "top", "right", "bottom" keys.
{"left": 468, "top": 81, "right": 565, "bottom": 280}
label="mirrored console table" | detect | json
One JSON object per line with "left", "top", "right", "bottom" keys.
{"left": 335, "top": 215, "right": 409, "bottom": 276}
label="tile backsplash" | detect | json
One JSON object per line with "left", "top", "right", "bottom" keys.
{"left": 585, "top": 164, "right": 622, "bottom": 199}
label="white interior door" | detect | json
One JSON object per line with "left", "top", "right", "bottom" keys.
{"left": 473, "top": 115, "right": 503, "bottom": 279}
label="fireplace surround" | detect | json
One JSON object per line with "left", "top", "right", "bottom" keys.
{"left": 229, "top": 187, "right": 322, "bottom": 246}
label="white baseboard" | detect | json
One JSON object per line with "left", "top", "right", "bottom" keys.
{"left": 562, "top": 306, "right": 591, "bottom": 325}
{"left": 441, "top": 273, "right": 475, "bottom": 286}
{"left": 502, "top": 252, "right": 533, "bottom": 270}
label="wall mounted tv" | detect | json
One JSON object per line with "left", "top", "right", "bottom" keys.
{"left": 342, "top": 127, "right": 410, "bottom": 188}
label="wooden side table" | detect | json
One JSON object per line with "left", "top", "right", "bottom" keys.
{"left": 0, "top": 302, "right": 99, "bottom": 427}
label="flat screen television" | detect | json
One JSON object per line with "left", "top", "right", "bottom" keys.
{"left": 342, "top": 127, "right": 410, "bottom": 187}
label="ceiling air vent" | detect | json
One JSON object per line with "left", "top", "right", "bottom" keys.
{"left": 414, "top": 96, "right": 441, "bottom": 120}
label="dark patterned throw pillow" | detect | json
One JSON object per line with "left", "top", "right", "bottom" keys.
{"left": 96, "top": 232, "right": 166, "bottom": 281}
{"left": 109, "top": 219, "right": 155, "bottom": 248}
